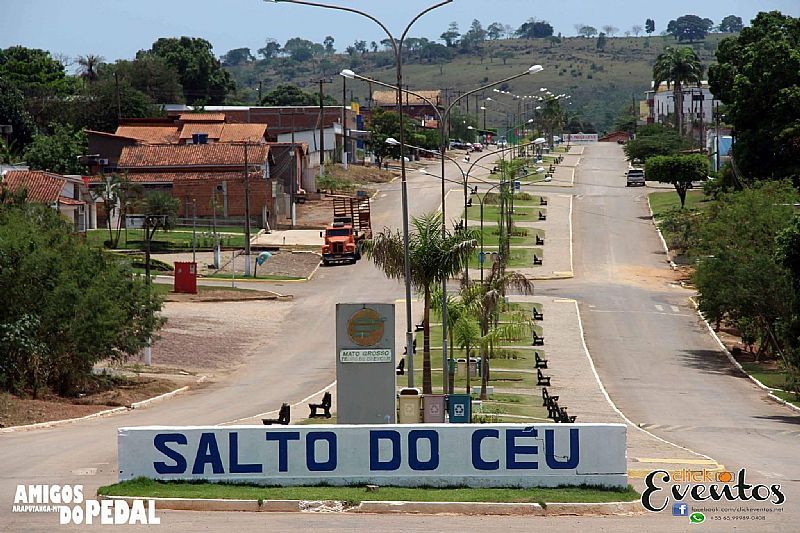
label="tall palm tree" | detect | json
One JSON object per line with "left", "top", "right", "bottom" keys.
{"left": 653, "top": 46, "right": 703, "bottom": 135}
{"left": 461, "top": 258, "right": 534, "bottom": 399}
{"left": 363, "top": 212, "right": 478, "bottom": 393}
{"left": 77, "top": 54, "right": 104, "bottom": 83}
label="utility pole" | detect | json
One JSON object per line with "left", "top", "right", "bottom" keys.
{"left": 243, "top": 143, "right": 252, "bottom": 276}
{"left": 291, "top": 112, "right": 297, "bottom": 228}
{"left": 316, "top": 78, "right": 333, "bottom": 175}
{"left": 341, "top": 75, "right": 348, "bottom": 169}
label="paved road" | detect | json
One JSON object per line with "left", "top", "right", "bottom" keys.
{"left": 3, "top": 146, "right": 798, "bottom": 532}
{"left": 548, "top": 143, "right": 800, "bottom": 518}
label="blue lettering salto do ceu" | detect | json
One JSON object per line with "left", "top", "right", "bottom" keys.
{"left": 151, "top": 427, "right": 580, "bottom": 475}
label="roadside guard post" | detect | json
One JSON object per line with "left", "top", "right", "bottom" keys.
{"left": 173, "top": 262, "right": 197, "bottom": 294}
{"left": 423, "top": 394, "right": 446, "bottom": 423}
{"left": 398, "top": 388, "right": 422, "bottom": 423}
{"left": 448, "top": 394, "right": 471, "bottom": 423}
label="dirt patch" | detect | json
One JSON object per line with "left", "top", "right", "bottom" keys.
{"left": 613, "top": 264, "right": 682, "bottom": 288}
{"left": 145, "top": 299, "right": 294, "bottom": 373}
{"left": 328, "top": 164, "right": 397, "bottom": 184}
{"left": 0, "top": 376, "right": 177, "bottom": 428}
{"left": 164, "top": 289, "right": 282, "bottom": 303}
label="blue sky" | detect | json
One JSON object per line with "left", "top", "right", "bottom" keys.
{"left": 1, "top": 0, "right": 798, "bottom": 66}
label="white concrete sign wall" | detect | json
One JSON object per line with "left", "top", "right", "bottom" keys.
{"left": 118, "top": 424, "right": 627, "bottom": 488}
{"left": 563, "top": 133, "right": 598, "bottom": 144}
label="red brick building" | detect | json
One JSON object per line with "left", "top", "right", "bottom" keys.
{"left": 1, "top": 170, "right": 96, "bottom": 231}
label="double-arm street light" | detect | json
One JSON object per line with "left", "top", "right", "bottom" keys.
{"left": 343, "top": 65, "right": 543, "bottom": 393}
{"left": 267, "top": 0, "right": 453, "bottom": 389}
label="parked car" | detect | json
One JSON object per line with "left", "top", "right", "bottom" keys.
{"left": 471, "top": 143, "right": 483, "bottom": 152}
{"left": 626, "top": 168, "right": 646, "bottom": 187}
{"left": 497, "top": 137, "right": 508, "bottom": 148}
{"left": 449, "top": 139, "right": 468, "bottom": 150}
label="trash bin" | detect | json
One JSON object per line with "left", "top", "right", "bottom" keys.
{"left": 468, "top": 358, "right": 478, "bottom": 378}
{"left": 448, "top": 394, "right": 471, "bottom": 423}
{"left": 398, "top": 388, "right": 422, "bottom": 424}
{"left": 448, "top": 358, "right": 457, "bottom": 375}
{"left": 174, "top": 262, "right": 197, "bottom": 294}
{"left": 456, "top": 358, "right": 467, "bottom": 376}
{"left": 423, "top": 394, "right": 446, "bottom": 423}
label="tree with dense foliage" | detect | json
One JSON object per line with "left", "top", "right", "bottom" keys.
{"left": 0, "top": 78, "right": 36, "bottom": 147}
{"left": 0, "top": 201, "right": 164, "bottom": 396}
{"left": 257, "top": 39, "right": 282, "bottom": 61}
{"left": 645, "top": 18, "right": 655, "bottom": 34}
{"left": 708, "top": 11, "right": 800, "bottom": 181}
{"left": 366, "top": 108, "right": 417, "bottom": 167}
{"left": 693, "top": 182, "right": 799, "bottom": 389}
{"left": 623, "top": 124, "right": 688, "bottom": 162}
{"left": 516, "top": 19, "right": 554, "bottom": 39}
{"left": 460, "top": 20, "right": 487, "bottom": 52}
{"left": 653, "top": 46, "right": 703, "bottom": 133}
{"left": 718, "top": 15, "right": 744, "bottom": 33}
{"left": 645, "top": 154, "right": 708, "bottom": 207}
{"left": 667, "top": 15, "right": 714, "bottom": 42}
{"left": 259, "top": 84, "right": 335, "bottom": 106}
{"left": 323, "top": 36, "right": 335, "bottom": 54}
{"left": 142, "top": 37, "right": 234, "bottom": 104}
{"left": 363, "top": 212, "right": 477, "bottom": 394}
{"left": 487, "top": 22, "right": 505, "bottom": 40}
{"left": 0, "top": 46, "right": 70, "bottom": 97}
{"left": 101, "top": 55, "right": 184, "bottom": 103}
{"left": 23, "top": 124, "right": 87, "bottom": 174}
{"left": 596, "top": 32, "right": 607, "bottom": 50}
{"left": 220, "top": 48, "right": 254, "bottom": 66}
{"left": 441, "top": 22, "right": 461, "bottom": 47}
{"left": 575, "top": 25, "right": 598, "bottom": 38}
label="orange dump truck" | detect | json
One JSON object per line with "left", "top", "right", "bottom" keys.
{"left": 320, "top": 194, "right": 372, "bottom": 266}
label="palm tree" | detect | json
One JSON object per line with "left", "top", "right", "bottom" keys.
{"left": 653, "top": 46, "right": 703, "bottom": 135}
{"left": 362, "top": 212, "right": 478, "bottom": 393}
{"left": 461, "top": 258, "right": 534, "bottom": 399}
{"left": 77, "top": 54, "right": 104, "bottom": 83}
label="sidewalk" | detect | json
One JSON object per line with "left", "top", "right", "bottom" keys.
{"left": 509, "top": 296, "right": 723, "bottom": 483}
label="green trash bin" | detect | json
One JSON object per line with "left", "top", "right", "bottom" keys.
{"left": 448, "top": 394, "right": 471, "bottom": 423}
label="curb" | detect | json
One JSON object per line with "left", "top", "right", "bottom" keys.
{"left": 100, "top": 495, "right": 643, "bottom": 516}
{"left": 645, "top": 194, "right": 678, "bottom": 271}
{"left": 689, "top": 298, "right": 800, "bottom": 414}
{"left": 0, "top": 380, "right": 197, "bottom": 434}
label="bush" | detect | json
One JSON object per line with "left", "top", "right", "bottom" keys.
{"left": 0, "top": 202, "right": 164, "bottom": 396}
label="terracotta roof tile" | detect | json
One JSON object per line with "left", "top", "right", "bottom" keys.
{"left": 115, "top": 126, "right": 180, "bottom": 144}
{"left": 1, "top": 170, "right": 66, "bottom": 204}
{"left": 218, "top": 124, "right": 267, "bottom": 143}
{"left": 58, "top": 196, "right": 86, "bottom": 205}
{"left": 119, "top": 144, "right": 270, "bottom": 168}
{"left": 89, "top": 171, "right": 262, "bottom": 184}
{"left": 179, "top": 113, "right": 226, "bottom": 122}
{"left": 179, "top": 123, "right": 225, "bottom": 140}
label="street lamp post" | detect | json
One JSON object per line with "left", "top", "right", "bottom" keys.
{"left": 268, "top": 0, "right": 454, "bottom": 390}
{"left": 344, "top": 66, "right": 543, "bottom": 393}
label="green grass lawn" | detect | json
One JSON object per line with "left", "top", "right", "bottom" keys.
{"left": 99, "top": 478, "right": 639, "bottom": 504}
{"left": 86, "top": 229, "right": 247, "bottom": 250}
{"left": 469, "top": 247, "right": 543, "bottom": 269}
{"left": 772, "top": 390, "right": 800, "bottom": 408}
{"left": 648, "top": 190, "right": 711, "bottom": 218}
{"left": 476, "top": 227, "right": 544, "bottom": 247}
{"left": 740, "top": 362, "right": 789, "bottom": 390}
{"left": 464, "top": 204, "right": 545, "bottom": 223}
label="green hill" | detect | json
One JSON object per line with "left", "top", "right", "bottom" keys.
{"left": 225, "top": 34, "right": 726, "bottom": 133}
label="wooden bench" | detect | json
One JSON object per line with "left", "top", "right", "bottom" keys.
{"left": 532, "top": 331, "right": 545, "bottom": 346}
{"left": 309, "top": 391, "right": 332, "bottom": 418}
{"left": 396, "top": 358, "right": 405, "bottom": 376}
{"left": 402, "top": 338, "right": 417, "bottom": 355}
{"left": 542, "top": 387, "right": 559, "bottom": 407}
{"left": 535, "top": 235, "right": 545, "bottom": 246}
{"left": 559, "top": 407, "right": 577, "bottom": 423}
{"left": 538, "top": 211, "right": 547, "bottom": 221}
{"left": 539, "top": 197, "right": 548, "bottom": 206}
{"left": 414, "top": 323, "right": 424, "bottom": 332}
{"left": 547, "top": 399, "right": 561, "bottom": 421}
{"left": 533, "top": 254, "right": 543, "bottom": 266}
{"left": 535, "top": 352, "right": 548, "bottom": 369}
{"left": 537, "top": 368, "right": 551, "bottom": 386}
{"left": 533, "top": 309, "right": 544, "bottom": 321}
{"left": 262, "top": 403, "right": 290, "bottom": 425}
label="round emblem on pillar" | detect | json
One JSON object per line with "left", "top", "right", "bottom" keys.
{"left": 348, "top": 308, "right": 385, "bottom": 346}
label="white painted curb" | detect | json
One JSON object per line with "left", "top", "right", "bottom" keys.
{"left": 646, "top": 194, "right": 677, "bottom": 271}
{"left": 101, "top": 495, "right": 643, "bottom": 516}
